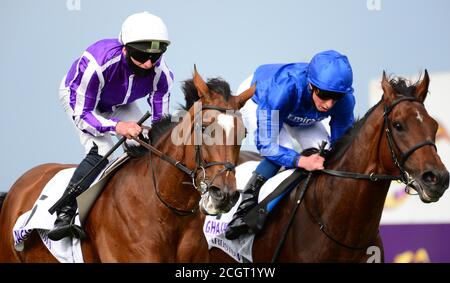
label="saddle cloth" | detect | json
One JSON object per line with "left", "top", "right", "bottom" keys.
{"left": 13, "top": 168, "right": 83, "bottom": 263}
{"left": 203, "top": 161, "right": 296, "bottom": 263}
{"left": 12, "top": 154, "right": 129, "bottom": 263}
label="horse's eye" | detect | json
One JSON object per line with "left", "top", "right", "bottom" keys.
{"left": 393, "top": 122, "right": 404, "bottom": 131}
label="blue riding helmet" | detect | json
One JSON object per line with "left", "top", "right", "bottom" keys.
{"left": 307, "top": 50, "right": 354, "bottom": 95}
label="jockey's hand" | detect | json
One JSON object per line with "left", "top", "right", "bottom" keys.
{"left": 297, "top": 154, "right": 325, "bottom": 171}
{"left": 116, "top": 121, "right": 142, "bottom": 139}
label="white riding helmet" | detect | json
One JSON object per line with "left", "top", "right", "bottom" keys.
{"left": 119, "top": 11, "right": 170, "bottom": 46}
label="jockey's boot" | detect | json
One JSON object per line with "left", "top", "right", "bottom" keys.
{"left": 47, "top": 143, "right": 108, "bottom": 241}
{"left": 47, "top": 199, "right": 78, "bottom": 241}
{"left": 225, "top": 172, "right": 267, "bottom": 240}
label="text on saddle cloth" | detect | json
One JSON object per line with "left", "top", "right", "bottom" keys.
{"left": 203, "top": 161, "right": 304, "bottom": 262}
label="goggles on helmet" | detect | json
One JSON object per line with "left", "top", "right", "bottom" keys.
{"left": 313, "top": 85, "right": 345, "bottom": 101}
{"left": 125, "top": 41, "right": 168, "bottom": 63}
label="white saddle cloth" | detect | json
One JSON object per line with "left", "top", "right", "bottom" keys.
{"left": 12, "top": 153, "right": 129, "bottom": 263}
{"left": 13, "top": 168, "right": 84, "bottom": 263}
{"left": 203, "top": 161, "right": 296, "bottom": 263}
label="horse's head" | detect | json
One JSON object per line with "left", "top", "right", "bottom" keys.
{"left": 172, "top": 66, "right": 255, "bottom": 215}
{"left": 381, "top": 70, "right": 449, "bottom": 202}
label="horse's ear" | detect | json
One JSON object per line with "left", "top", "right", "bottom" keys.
{"left": 381, "top": 70, "right": 395, "bottom": 103}
{"left": 193, "top": 64, "right": 209, "bottom": 99}
{"left": 236, "top": 83, "right": 256, "bottom": 109}
{"left": 415, "top": 69, "right": 430, "bottom": 103}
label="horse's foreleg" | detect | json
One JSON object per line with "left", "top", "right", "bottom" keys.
{"left": 176, "top": 228, "right": 209, "bottom": 263}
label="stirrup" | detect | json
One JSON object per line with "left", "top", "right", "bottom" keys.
{"left": 66, "top": 212, "right": 87, "bottom": 240}
{"left": 48, "top": 213, "right": 86, "bottom": 241}
{"left": 70, "top": 224, "right": 87, "bottom": 240}
{"left": 47, "top": 224, "right": 87, "bottom": 241}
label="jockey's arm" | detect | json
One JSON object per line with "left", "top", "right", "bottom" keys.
{"left": 297, "top": 154, "right": 325, "bottom": 171}
{"left": 115, "top": 121, "right": 142, "bottom": 139}
{"left": 255, "top": 92, "right": 300, "bottom": 169}
{"left": 69, "top": 57, "right": 121, "bottom": 137}
{"left": 297, "top": 94, "right": 355, "bottom": 171}
{"left": 146, "top": 57, "right": 173, "bottom": 122}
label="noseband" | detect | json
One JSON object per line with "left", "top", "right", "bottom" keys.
{"left": 132, "top": 105, "right": 238, "bottom": 215}
{"left": 192, "top": 105, "right": 237, "bottom": 193}
{"left": 294, "top": 96, "right": 438, "bottom": 252}
{"left": 383, "top": 96, "right": 436, "bottom": 185}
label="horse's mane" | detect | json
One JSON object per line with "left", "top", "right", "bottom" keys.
{"left": 389, "top": 76, "right": 420, "bottom": 98}
{"left": 325, "top": 101, "right": 381, "bottom": 164}
{"left": 143, "top": 77, "right": 232, "bottom": 148}
{"left": 138, "top": 74, "right": 421, "bottom": 161}
{"left": 180, "top": 77, "right": 232, "bottom": 111}
{"left": 325, "top": 75, "right": 420, "bottom": 164}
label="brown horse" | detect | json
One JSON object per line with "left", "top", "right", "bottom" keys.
{"left": 209, "top": 70, "right": 449, "bottom": 262}
{"left": 0, "top": 68, "right": 254, "bottom": 262}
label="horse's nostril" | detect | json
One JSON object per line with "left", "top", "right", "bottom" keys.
{"left": 209, "top": 186, "right": 223, "bottom": 199}
{"left": 422, "top": 171, "right": 439, "bottom": 185}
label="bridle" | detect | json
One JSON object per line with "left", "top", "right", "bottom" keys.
{"left": 132, "top": 105, "right": 239, "bottom": 215}
{"left": 314, "top": 96, "right": 437, "bottom": 249}
{"left": 192, "top": 105, "right": 238, "bottom": 192}
{"left": 321, "top": 96, "right": 436, "bottom": 185}
{"left": 273, "top": 96, "right": 438, "bottom": 258}
{"left": 382, "top": 96, "right": 436, "bottom": 185}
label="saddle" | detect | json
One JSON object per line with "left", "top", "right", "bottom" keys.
{"left": 244, "top": 169, "right": 308, "bottom": 234}
{"left": 243, "top": 147, "right": 327, "bottom": 235}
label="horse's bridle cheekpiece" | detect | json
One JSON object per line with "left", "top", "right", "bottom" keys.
{"left": 321, "top": 95, "right": 436, "bottom": 187}
{"left": 132, "top": 105, "right": 238, "bottom": 216}
{"left": 274, "top": 96, "right": 439, "bottom": 255}
{"left": 382, "top": 96, "right": 437, "bottom": 187}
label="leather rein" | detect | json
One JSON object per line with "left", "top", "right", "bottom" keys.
{"left": 313, "top": 96, "right": 436, "bottom": 249}
{"left": 321, "top": 96, "right": 436, "bottom": 184}
{"left": 132, "top": 105, "right": 238, "bottom": 216}
{"left": 272, "top": 96, "right": 437, "bottom": 260}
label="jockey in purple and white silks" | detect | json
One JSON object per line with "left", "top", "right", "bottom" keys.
{"left": 48, "top": 12, "right": 174, "bottom": 241}
{"left": 226, "top": 50, "right": 356, "bottom": 240}
{"left": 61, "top": 38, "right": 172, "bottom": 137}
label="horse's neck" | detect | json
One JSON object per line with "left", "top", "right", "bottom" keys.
{"left": 150, "top": 133, "right": 200, "bottom": 210}
{"left": 332, "top": 104, "right": 389, "bottom": 176}
{"left": 315, "top": 104, "right": 391, "bottom": 245}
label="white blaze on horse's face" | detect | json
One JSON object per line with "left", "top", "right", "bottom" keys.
{"left": 217, "top": 113, "right": 235, "bottom": 142}
{"left": 416, "top": 109, "right": 424, "bottom": 123}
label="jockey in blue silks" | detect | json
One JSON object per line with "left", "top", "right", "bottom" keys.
{"left": 225, "top": 50, "right": 355, "bottom": 239}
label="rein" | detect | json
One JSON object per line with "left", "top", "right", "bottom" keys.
{"left": 132, "top": 105, "right": 238, "bottom": 215}
{"left": 272, "top": 96, "right": 438, "bottom": 258}
{"left": 320, "top": 96, "right": 436, "bottom": 185}
{"left": 133, "top": 137, "right": 199, "bottom": 216}
{"left": 312, "top": 96, "right": 436, "bottom": 250}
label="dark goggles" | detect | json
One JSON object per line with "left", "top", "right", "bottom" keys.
{"left": 315, "top": 88, "right": 345, "bottom": 101}
{"left": 126, "top": 45, "right": 164, "bottom": 64}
